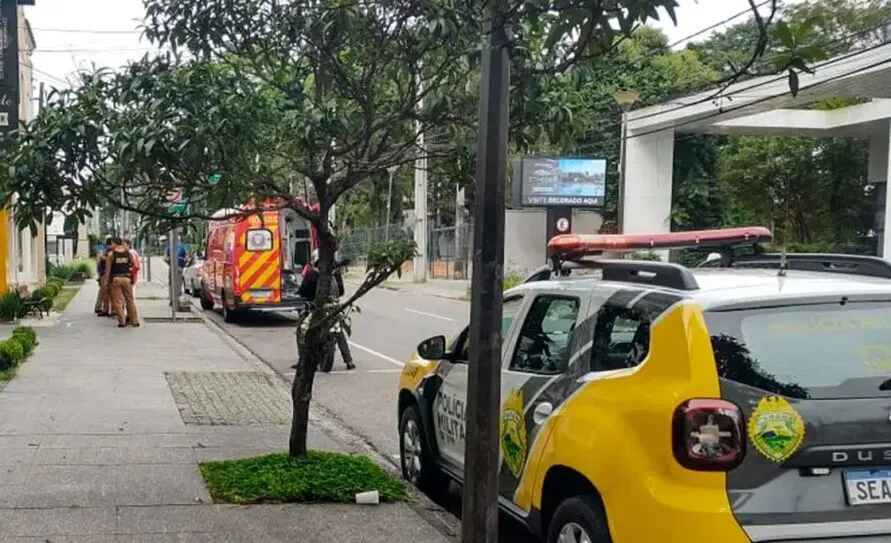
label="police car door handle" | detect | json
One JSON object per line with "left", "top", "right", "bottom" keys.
{"left": 533, "top": 402, "right": 553, "bottom": 425}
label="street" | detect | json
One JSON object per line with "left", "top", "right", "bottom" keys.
{"left": 202, "top": 285, "right": 468, "bottom": 461}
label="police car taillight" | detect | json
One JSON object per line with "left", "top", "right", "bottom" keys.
{"left": 672, "top": 399, "right": 745, "bottom": 472}
{"left": 548, "top": 226, "right": 773, "bottom": 254}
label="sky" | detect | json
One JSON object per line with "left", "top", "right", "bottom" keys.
{"left": 22, "top": 0, "right": 801, "bottom": 97}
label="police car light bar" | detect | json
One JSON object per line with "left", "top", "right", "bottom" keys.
{"left": 548, "top": 226, "right": 773, "bottom": 255}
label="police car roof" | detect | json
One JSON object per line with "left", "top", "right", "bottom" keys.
{"left": 515, "top": 266, "right": 891, "bottom": 310}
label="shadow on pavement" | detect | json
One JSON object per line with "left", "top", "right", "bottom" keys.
{"left": 425, "top": 482, "right": 536, "bottom": 542}
{"left": 215, "top": 309, "right": 299, "bottom": 328}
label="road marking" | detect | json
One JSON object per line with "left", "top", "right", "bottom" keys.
{"left": 348, "top": 342, "right": 405, "bottom": 367}
{"left": 405, "top": 308, "right": 455, "bottom": 322}
{"left": 367, "top": 369, "right": 403, "bottom": 374}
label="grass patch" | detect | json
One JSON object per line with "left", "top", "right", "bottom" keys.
{"left": 51, "top": 286, "right": 80, "bottom": 314}
{"left": 199, "top": 450, "right": 406, "bottom": 504}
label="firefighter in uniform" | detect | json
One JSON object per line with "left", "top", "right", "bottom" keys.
{"left": 104, "top": 238, "right": 140, "bottom": 328}
{"left": 94, "top": 237, "right": 113, "bottom": 316}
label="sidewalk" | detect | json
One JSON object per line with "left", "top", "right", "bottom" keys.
{"left": 0, "top": 282, "right": 450, "bottom": 541}
{"left": 345, "top": 272, "right": 470, "bottom": 301}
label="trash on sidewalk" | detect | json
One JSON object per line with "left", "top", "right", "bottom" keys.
{"left": 355, "top": 490, "right": 380, "bottom": 505}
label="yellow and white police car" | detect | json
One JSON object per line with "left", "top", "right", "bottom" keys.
{"left": 397, "top": 226, "right": 891, "bottom": 542}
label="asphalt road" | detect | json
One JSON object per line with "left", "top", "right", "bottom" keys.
{"left": 201, "top": 285, "right": 468, "bottom": 461}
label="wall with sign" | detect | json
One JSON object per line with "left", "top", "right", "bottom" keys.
{"left": 504, "top": 209, "right": 602, "bottom": 277}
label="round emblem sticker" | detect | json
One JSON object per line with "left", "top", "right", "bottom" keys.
{"left": 500, "top": 388, "right": 528, "bottom": 478}
{"left": 556, "top": 217, "right": 570, "bottom": 233}
{"left": 748, "top": 395, "right": 805, "bottom": 462}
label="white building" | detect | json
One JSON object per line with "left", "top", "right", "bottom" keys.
{"left": 623, "top": 42, "right": 891, "bottom": 258}
{"left": 4, "top": 10, "right": 44, "bottom": 287}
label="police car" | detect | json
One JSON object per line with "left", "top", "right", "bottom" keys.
{"left": 396, "top": 226, "right": 891, "bottom": 542}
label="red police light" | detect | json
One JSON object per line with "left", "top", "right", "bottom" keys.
{"left": 548, "top": 226, "right": 773, "bottom": 254}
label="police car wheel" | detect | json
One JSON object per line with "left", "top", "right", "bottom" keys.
{"left": 399, "top": 405, "right": 441, "bottom": 492}
{"left": 547, "top": 495, "right": 612, "bottom": 543}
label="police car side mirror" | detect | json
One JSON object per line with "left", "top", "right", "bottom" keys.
{"left": 417, "top": 335, "right": 447, "bottom": 361}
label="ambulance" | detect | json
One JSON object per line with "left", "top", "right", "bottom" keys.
{"left": 198, "top": 199, "right": 318, "bottom": 322}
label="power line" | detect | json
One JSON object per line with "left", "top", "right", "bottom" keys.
{"left": 666, "top": 0, "right": 772, "bottom": 49}
{"left": 36, "top": 47, "right": 155, "bottom": 54}
{"left": 31, "top": 27, "right": 141, "bottom": 35}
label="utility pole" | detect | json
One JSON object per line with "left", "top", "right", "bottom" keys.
{"left": 386, "top": 165, "right": 398, "bottom": 241}
{"left": 413, "top": 96, "right": 428, "bottom": 283}
{"left": 615, "top": 90, "right": 639, "bottom": 234}
{"left": 38, "top": 82, "right": 47, "bottom": 281}
{"left": 462, "top": 0, "right": 510, "bottom": 540}
{"left": 169, "top": 227, "right": 181, "bottom": 318}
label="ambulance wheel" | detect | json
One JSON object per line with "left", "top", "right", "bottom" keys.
{"left": 222, "top": 298, "right": 240, "bottom": 323}
{"left": 199, "top": 290, "right": 214, "bottom": 311}
{"left": 546, "top": 495, "right": 612, "bottom": 543}
{"left": 399, "top": 405, "right": 445, "bottom": 494}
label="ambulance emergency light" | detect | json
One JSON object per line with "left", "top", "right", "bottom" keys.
{"left": 548, "top": 226, "right": 774, "bottom": 255}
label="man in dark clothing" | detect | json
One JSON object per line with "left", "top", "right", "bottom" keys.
{"left": 296, "top": 250, "right": 354, "bottom": 371}
{"left": 104, "top": 238, "right": 140, "bottom": 328}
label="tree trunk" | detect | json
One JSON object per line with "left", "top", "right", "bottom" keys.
{"left": 288, "top": 223, "right": 337, "bottom": 457}
{"left": 289, "top": 332, "right": 323, "bottom": 456}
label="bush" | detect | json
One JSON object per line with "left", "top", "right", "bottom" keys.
{"left": 12, "top": 327, "right": 37, "bottom": 356}
{"left": 0, "top": 291, "right": 26, "bottom": 322}
{"left": 0, "top": 338, "right": 25, "bottom": 367}
{"left": 46, "top": 277, "right": 65, "bottom": 289}
{"left": 503, "top": 270, "right": 523, "bottom": 291}
{"left": 72, "top": 259, "right": 95, "bottom": 279}
{"left": 49, "top": 264, "right": 75, "bottom": 281}
{"left": 37, "top": 284, "right": 60, "bottom": 299}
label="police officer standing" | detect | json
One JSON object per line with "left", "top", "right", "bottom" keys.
{"left": 103, "top": 238, "right": 140, "bottom": 328}
{"left": 94, "top": 237, "right": 113, "bottom": 317}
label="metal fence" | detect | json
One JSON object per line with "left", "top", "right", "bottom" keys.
{"left": 338, "top": 223, "right": 473, "bottom": 279}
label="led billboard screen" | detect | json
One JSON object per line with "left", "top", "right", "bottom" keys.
{"left": 518, "top": 157, "right": 606, "bottom": 207}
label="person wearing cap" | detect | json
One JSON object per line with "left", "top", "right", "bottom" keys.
{"left": 297, "top": 249, "right": 354, "bottom": 371}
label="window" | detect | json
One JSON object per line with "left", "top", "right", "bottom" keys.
{"left": 591, "top": 304, "right": 651, "bottom": 372}
{"left": 705, "top": 302, "right": 891, "bottom": 400}
{"left": 245, "top": 229, "right": 273, "bottom": 251}
{"left": 452, "top": 296, "right": 524, "bottom": 363}
{"left": 510, "top": 295, "right": 580, "bottom": 375}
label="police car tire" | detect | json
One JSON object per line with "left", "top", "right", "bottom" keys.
{"left": 547, "top": 495, "right": 612, "bottom": 543}
{"left": 399, "top": 405, "right": 443, "bottom": 492}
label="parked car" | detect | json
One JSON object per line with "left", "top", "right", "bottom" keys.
{"left": 397, "top": 225, "right": 891, "bottom": 542}
{"left": 183, "top": 256, "right": 204, "bottom": 297}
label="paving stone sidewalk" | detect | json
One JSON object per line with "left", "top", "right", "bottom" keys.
{"left": 0, "top": 282, "right": 449, "bottom": 542}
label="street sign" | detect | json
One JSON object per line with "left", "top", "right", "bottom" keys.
{"left": 168, "top": 203, "right": 188, "bottom": 215}
{"left": 208, "top": 173, "right": 221, "bottom": 185}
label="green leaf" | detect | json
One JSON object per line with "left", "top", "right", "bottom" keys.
{"left": 774, "top": 21, "right": 795, "bottom": 48}
{"left": 788, "top": 70, "right": 800, "bottom": 98}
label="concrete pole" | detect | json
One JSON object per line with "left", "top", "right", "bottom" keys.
{"left": 413, "top": 111, "right": 428, "bottom": 283}
{"left": 462, "top": 0, "right": 510, "bottom": 539}
{"left": 455, "top": 186, "right": 466, "bottom": 278}
{"left": 169, "top": 228, "right": 181, "bottom": 318}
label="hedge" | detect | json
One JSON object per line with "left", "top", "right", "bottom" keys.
{"left": 0, "top": 326, "right": 37, "bottom": 372}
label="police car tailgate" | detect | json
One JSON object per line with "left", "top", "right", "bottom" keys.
{"left": 705, "top": 300, "right": 891, "bottom": 541}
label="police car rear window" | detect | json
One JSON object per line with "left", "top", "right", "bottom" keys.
{"left": 705, "top": 301, "right": 891, "bottom": 400}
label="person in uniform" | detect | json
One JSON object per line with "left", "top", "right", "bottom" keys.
{"left": 94, "top": 237, "right": 113, "bottom": 316}
{"left": 104, "top": 238, "right": 140, "bottom": 328}
{"left": 296, "top": 250, "right": 354, "bottom": 371}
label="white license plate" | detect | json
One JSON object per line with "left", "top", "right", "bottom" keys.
{"left": 251, "top": 290, "right": 272, "bottom": 298}
{"left": 843, "top": 469, "right": 891, "bottom": 505}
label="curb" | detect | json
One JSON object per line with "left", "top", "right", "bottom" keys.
{"left": 191, "top": 304, "right": 461, "bottom": 541}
